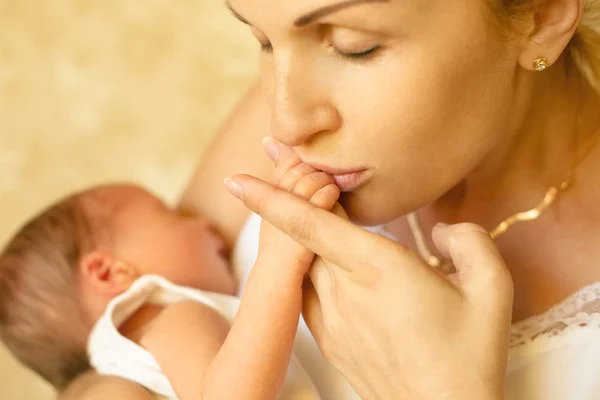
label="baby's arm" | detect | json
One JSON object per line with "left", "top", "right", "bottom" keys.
{"left": 203, "top": 165, "right": 339, "bottom": 399}
{"left": 142, "top": 163, "right": 339, "bottom": 400}
{"left": 60, "top": 371, "right": 155, "bottom": 400}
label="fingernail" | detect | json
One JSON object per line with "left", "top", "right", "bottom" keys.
{"left": 224, "top": 178, "right": 243, "bottom": 200}
{"left": 435, "top": 222, "right": 449, "bottom": 228}
{"left": 262, "top": 137, "right": 280, "bottom": 161}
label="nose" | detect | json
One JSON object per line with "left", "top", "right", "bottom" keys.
{"left": 266, "top": 54, "right": 342, "bottom": 147}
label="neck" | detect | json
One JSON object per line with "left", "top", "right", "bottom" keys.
{"left": 432, "top": 55, "right": 600, "bottom": 227}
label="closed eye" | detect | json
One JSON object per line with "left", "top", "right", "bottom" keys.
{"left": 333, "top": 45, "right": 380, "bottom": 60}
{"left": 258, "top": 40, "right": 381, "bottom": 62}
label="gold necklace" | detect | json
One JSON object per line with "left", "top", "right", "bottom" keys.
{"left": 407, "top": 129, "right": 600, "bottom": 269}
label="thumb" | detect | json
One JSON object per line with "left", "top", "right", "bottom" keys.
{"left": 431, "top": 223, "right": 513, "bottom": 307}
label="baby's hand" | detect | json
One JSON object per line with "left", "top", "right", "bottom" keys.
{"left": 209, "top": 141, "right": 341, "bottom": 400}
{"left": 257, "top": 142, "right": 340, "bottom": 278}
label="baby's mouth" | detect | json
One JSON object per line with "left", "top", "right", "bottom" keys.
{"left": 217, "top": 242, "right": 229, "bottom": 258}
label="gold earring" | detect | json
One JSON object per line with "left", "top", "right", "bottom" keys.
{"left": 533, "top": 56, "right": 550, "bottom": 71}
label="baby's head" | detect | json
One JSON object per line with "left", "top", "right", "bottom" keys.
{"left": 0, "top": 184, "right": 235, "bottom": 389}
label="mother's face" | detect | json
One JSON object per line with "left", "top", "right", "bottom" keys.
{"left": 230, "top": 0, "right": 526, "bottom": 225}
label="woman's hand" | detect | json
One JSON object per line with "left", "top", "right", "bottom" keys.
{"left": 225, "top": 139, "right": 514, "bottom": 400}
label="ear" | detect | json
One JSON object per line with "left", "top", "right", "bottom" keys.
{"left": 79, "top": 251, "right": 138, "bottom": 296}
{"left": 518, "top": 0, "right": 583, "bottom": 70}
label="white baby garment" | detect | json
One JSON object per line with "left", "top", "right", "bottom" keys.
{"left": 87, "top": 274, "right": 321, "bottom": 400}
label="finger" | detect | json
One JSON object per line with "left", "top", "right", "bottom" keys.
{"left": 307, "top": 184, "right": 340, "bottom": 211}
{"left": 263, "top": 137, "right": 301, "bottom": 185}
{"left": 293, "top": 172, "right": 336, "bottom": 201}
{"left": 259, "top": 178, "right": 338, "bottom": 278}
{"left": 431, "top": 223, "right": 514, "bottom": 305}
{"left": 263, "top": 136, "right": 281, "bottom": 161}
{"left": 256, "top": 221, "right": 315, "bottom": 282}
{"left": 279, "top": 163, "right": 317, "bottom": 192}
{"left": 225, "top": 174, "right": 409, "bottom": 274}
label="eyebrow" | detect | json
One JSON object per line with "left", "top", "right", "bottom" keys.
{"left": 226, "top": 0, "right": 389, "bottom": 27}
{"left": 294, "top": 0, "right": 389, "bottom": 27}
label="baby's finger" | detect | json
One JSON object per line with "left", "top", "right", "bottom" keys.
{"left": 263, "top": 137, "right": 302, "bottom": 185}
{"left": 307, "top": 184, "right": 340, "bottom": 211}
{"left": 226, "top": 174, "right": 410, "bottom": 275}
{"left": 292, "top": 171, "right": 336, "bottom": 201}
{"left": 279, "top": 163, "right": 318, "bottom": 192}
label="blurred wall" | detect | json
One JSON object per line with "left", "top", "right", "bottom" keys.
{"left": 0, "top": 0, "right": 257, "bottom": 397}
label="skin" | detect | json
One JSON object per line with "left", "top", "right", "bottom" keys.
{"left": 179, "top": 84, "right": 274, "bottom": 249}
{"left": 225, "top": 0, "right": 600, "bottom": 321}
{"left": 220, "top": 0, "right": 600, "bottom": 397}
{"left": 239, "top": 0, "right": 520, "bottom": 225}
{"left": 134, "top": 161, "right": 338, "bottom": 400}
{"left": 230, "top": 153, "right": 513, "bottom": 399}
{"left": 62, "top": 84, "right": 276, "bottom": 400}
{"left": 76, "top": 184, "right": 237, "bottom": 325}
{"left": 62, "top": 0, "right": 600, "bottom": 397}
{"left": 73, "top": 169, "right": 339, "bottom": 400}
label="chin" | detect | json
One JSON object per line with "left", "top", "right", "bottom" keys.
{"left": 339, "top": 186, "right": 424, "bottom": 227}
{"left": 340, "top": 192, "right": 398, "bottom": 227}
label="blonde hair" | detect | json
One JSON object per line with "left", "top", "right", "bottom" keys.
{"left": 0, "top": 195, "right": 94, "bottom": 389}
{"left": 491, "top": 0, "right": 600, "bottom": 93}
{"left": 571, "top": 0, "right": 600, "bottom": 92}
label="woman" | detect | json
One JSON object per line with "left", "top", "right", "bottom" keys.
{"left": 202, "top": 0, "right": 600, "bottom": 397}
{"left": 64, "top": 0, "right": 600, "bottom": 398}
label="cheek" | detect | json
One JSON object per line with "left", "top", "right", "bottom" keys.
{"left": 178, "top": 230, "right": 225, "bottom": 276}
{"left": 335, "top": 15, "right": 517, "bottom": 223}
{"left": 350, "top": 29, "right": 508, "bottom": 140}
{"left": 260, "top": 56, "right": 275, "bottom": 108}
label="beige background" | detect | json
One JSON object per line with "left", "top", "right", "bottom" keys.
{"left": 0, "top": 0, "right": 257, "bottom": 398}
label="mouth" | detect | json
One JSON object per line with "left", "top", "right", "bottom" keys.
{"left": 218, "top": 246, "right": 228, "bottom": 258}
{"left": 332, "top": 170, "right": 372, "bottom": 192}
{"left": 214, "top": 237, "right": 229, "bottom": 258}
{"left": 301, "top": 161, "right": 373, "bottom": 192}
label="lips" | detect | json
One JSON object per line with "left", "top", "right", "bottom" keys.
{"left": 331, "top": 170, "right": 371, "bottom": 192}
{"left": 213, "top": 236, "right": 228, "bottom": 258}
{"left": 218, "top": 244, "right": 228, "bottom": 258}
{"left": 300, "top": 160, "right": 372, "bottom": 192}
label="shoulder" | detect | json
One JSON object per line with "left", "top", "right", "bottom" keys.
{"left": 178, "top": 82, "right": 274, "bottom": 248}
{"left": 146, "top": 300, "right": 230, "bottom": 341}
{"left": 59, "top": 371, "right": 154, "bottom": 400}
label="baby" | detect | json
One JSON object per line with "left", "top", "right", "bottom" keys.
{"left": 0, "top": 161, "right": 340, "bottom": 399}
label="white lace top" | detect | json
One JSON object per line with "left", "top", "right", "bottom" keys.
{"left": 506, "top": 282, "right": 600, "bottom": 399}
{"left": 233, "top": 213, "right": 600, "bottom": 400}
{"left": 509, "top": 282, "right": 600, "bottom": 348}
{"left": 367, "top": 223, "right": 600, "bottom": 399}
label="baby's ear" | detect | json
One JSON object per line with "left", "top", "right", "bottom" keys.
{"left": 79, "top": 251, "right": 138, "bottom": 296}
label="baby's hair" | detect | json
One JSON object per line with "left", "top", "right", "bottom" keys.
{"left": 0, "top": 192, "right": 97, "bottom": 389}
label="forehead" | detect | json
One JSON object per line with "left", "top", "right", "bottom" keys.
{"left": 83, "top": 184, "right": 160, "bottom": 219}
{"left": 228, "top": 0, "right": 437, "bottom": 35}
{"left": 230, "top": 0, "right": 394, "bottom": 24}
